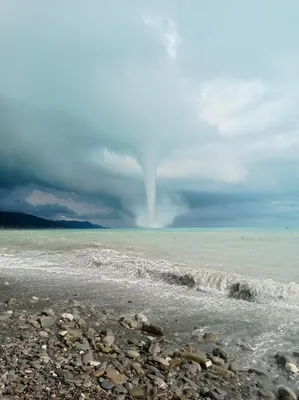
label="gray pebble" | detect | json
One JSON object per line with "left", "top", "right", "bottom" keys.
{"left": 81, "top": 350, "right": 93, "bottom": 364}
{"left": 101, "top": 380, "right": 114, "bottom": 391}
{"left": 248, "top": 368, "right": 269, "bottom": 377}
{"left": 259, "top": 388, "right": 276, "bottom": 399}
{"left": 142, "top": 323, "right": 164, "bottom": 336}
{"left": 39, "top": 316, "right": 56, "bottom": 328}
{"left": 278, "top": 386, "right": 297, "bottom": 400}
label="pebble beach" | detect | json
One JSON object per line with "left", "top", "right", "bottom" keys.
{"left": 0, "top": 289, "right": 298, "bottom": 400}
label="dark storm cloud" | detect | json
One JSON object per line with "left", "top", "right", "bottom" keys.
{"left": 0, "top": 98, "right": 140, "bottom": 221}
{"left": 1, "top": 1, "right": 299, "bottom": 227}
{"left": 1, "top": 192, "right": 77, "bottom": 220}
{"left": 0, "top": 186, "right": 127, "bottom": 225}
{"left": 179, "top": 190, "right": 259, "bottom": 209}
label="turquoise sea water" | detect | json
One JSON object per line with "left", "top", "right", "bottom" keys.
{"left": 2, "top": 227, "right": 298, "bottom": 283}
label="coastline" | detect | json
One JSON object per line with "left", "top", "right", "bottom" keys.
{"left": 0, "top": 285, "right": 298, "bottom": 399}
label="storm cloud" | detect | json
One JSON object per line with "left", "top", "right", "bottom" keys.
{"left": 1, "top": 0, "right": 299, "bottom": 227}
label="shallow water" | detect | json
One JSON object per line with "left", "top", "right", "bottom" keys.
{"left": 1, "top": 228, "right": 299, "bottom": 384}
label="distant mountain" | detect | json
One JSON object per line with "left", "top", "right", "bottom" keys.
{"left": 0, "top": 212, "right": 108, "bottom": 229}
{"left": 55, "top": 220, "right": 107, "bottom": 229}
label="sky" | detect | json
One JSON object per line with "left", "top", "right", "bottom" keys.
{"left": 1, "top": 0, "right": 299, "bottom": 227}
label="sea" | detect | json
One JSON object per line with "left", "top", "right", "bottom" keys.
{"left": 1, "top": 228, "right": 299, "bottom": 383}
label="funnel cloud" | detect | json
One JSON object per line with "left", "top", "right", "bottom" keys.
{"left": 1, "top": 1, "right": 299, "bottom": 227}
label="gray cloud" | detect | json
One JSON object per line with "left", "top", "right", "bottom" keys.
{"left": 0, "top": 187, "right": 127, "bottom": 227}
{"left": 1, "top": 0, "right": 299, "bottom": 227}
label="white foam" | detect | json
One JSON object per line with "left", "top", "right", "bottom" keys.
{"left": 85, "top": 247, "right": 299, "bottom": 304}
{"left": 2, "top": 244, "right": 299, "bottom": 305}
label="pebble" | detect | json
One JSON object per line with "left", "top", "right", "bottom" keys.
{"left": 106, "top": 368, "right": 125, "bottom": 384}
{"left": 100, "top": 380, "right": 115, "bottom": 391}
{"left": 114, "top": 385, "right": 127, "bottom": 394}
{"left": 205, "top": 371, "right": 219, "bottom": 380}
{"left": 178, "top": 351, "right": 212, "bottom": 368}
{"left": 169, "top": 357, "right": 182, "bottom": 368}
{"left": 19, "top": 323, "right": 31, "bottom": 330}
{"left": 285, "top": 362, "right": 298, "bottom": 374}
{"left": 86, "top": 327, "right": 96, "bottom": 338}
{"left": 127, "top": 350, "right": 140, "bottom": 359}
{"left": 128, "top": 320, "right": 140, "bottom": 330}
{"left": 152, "top": 355, "right": 170, "bottom": 367}
{"left": 154, "top": 377, "right": 168, "bottom": 389}
{"left": 171, "top": 383, "right": 183, "bottom": 398}
{"left": 278, "top": 386, "right": 297, "bottom": 400}
{"left": 148, "top": 342, "right": 161, "bottom": 355}
{"left": 81, "top": 350, "right": 93, "bottom": 364}
{"left": 77, "top": 318, "right": 87, "bottom": 328}
{"left": 142, "top": 323, "right": 164, "bottom": 336}
{"left": 103, "top": 334, "right": 115, "bottom": 347}
{"left": 132, "top": 362, "right": 145, "bottom": 376}
{"left": 129, "top": 386, "right": 144, "bottom": 398}
{"left": 259, "top": 388, "right": 276, "bottom": 399}
{"left": 89, "top": 360, "right": 101, "bottom": 367}
{"left": 83, "top": 379, "right": 93, "bottom": 388}
{"left": 183, "top": 376, "right": 199, "bottom": 389}
{"left": 213, "top": 347, "right": 229, "bottom": 361}
{"left": 76, "top": 339, "right": 91, "bottom": 351}
{"left": 97, "top": 344, "right": 112, "bottom": 353}
{"left": 39, "top": 330, "right": 49, "bottom": 338}
{"left": 135, "top": 313, "right": 148, "bottom": 323}
{"left": 41, "top": 308, "right": 56, "bottom": 317}
{"left": 40, "top": 316, "right": 56, "bottom": 328}
{"left": 210, "top": 390, "right": 223, "bottom": 400}
{"left": 203, "top": 332, "right": 217, "bottom": 341}
{"left": 237, "top": 340, "right": 254, "bottom": 352}
{"left": 210, "top": 356, "right": 225, "bottom": 366}
{"left": 248, "top": 368, "right": 268, "bottom": 377}
{"left": 215, "top": 388, "right": 228, "bottom": 397}
{"left": 92, "top": 369, "right": 105, "bottom": 378}
{"left": 62, "top": 312, "right": 74, "bottom": 321}
{"left": 187, "top": 362, "right": 201, "bottom": 374}
{"left": 40, "top": 350, "right": 50, "bottom": 364}
{"left": 212, "top": 365, "right": 234, "bottom": 378}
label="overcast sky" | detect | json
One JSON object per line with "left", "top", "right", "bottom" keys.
{"left": 1, "top": 0, "right": 299, "bottom": 227}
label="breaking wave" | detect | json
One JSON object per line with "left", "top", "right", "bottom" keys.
{"left": 90, "top": 248, "right": 299, "bottom": 304}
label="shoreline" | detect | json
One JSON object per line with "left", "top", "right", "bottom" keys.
{"left": 0, "top": 289, "right": 298, "bottom": 399}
